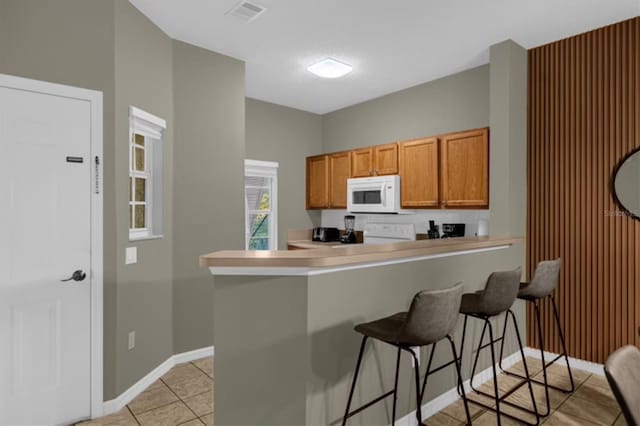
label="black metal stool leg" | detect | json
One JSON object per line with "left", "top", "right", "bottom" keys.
{"left": 487, "top": 319, "right": 502, "bottom": 426}
{"left": 447, "top": 335, "right": 472, "bottom": 425}
{"left": 468, "top": 318, "right": 489, "bottom": 393}
{"left": 551, "top": 295, "right": 575, "bottom": 392}
{"left": 498, "top": 310, "right": 510, "bottom": 371}
{"left": 534, "top": 300, "right": 552, "bottom": 416}
{"left": 342, "top": 336, "right": 368, "bottom": 426}
{"left": 457, "top": 315, "right": 469, "bottom": 397}
{"left": 405, "top": 347, "right": 423, "bottom": 425}
{"left": 391, "top": 345, "right": 401, "bottom": 426}
{"left": 420, "top": 342, "right": 437, "bottom": 402}
{"left": 509, "top": 309, "right": 541, "bottom": 419}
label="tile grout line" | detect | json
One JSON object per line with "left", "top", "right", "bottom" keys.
{"left": 125, "top": 405, "right": 142, "bottom": 426}
{"left": 160, "top": 377, "right": 202, "bottom": 421}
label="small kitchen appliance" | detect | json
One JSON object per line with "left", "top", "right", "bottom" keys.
{"left": 312, "top": 227, "right": 340, "bottom": 242}
{"left": 340, "top": 215, "right": 357, "bottom": 244}
{"left": 427, "top": 220, "right": 440, "bottom": 239}
{"left": 347, "top": 175, "right": 401, "bottom": 213}
{"left": 441, "top": 223, "right": 465, "bottom": 238}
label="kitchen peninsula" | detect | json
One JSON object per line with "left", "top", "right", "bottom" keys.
{"left": 201, "top": 236, "right": 526, "bottom": 425}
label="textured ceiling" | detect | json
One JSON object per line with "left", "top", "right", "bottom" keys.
{"left": 129, "top": 0, "right": 639, "bottom": 114}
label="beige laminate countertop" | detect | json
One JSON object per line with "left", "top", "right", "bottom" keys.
{"left": 200, "top": 236, "right": 524, "bottom": 269}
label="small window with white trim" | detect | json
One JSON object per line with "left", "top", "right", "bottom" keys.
{"left": 129, "top": 106, "right": 165, "bottom": 241}
{"left": 244, "top": 159, "right": 278, "bottom": 250}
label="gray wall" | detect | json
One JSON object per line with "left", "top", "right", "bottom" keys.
{"left": 172, "top": 41, "right": 245, "bottom": 354}
{"left": 113, "top": 0, "right": 175, "bottom": 395}
{"left": 0, "top": 0, "right": 246, "bottom": 399}
{"left": 322, "top": 65, "right": 490, "bottom": 152}
{"left": 489, "top": 40, "right": 528, "bottom": 237}
{"left": 245, "top": 98, "right": 323, "bottom": 249}
{"left": 0, "top": 0, "right": 119, "bottom": 398}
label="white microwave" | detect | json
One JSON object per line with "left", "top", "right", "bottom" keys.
{"left": 347, "top": 175, "right": 401, "bottom": 213}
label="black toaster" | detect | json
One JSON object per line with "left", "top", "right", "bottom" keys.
{"left": 312, "top": 227, "right": 340, "bottom": 242}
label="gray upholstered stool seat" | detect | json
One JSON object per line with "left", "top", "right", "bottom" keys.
{"left": 605, "top": 345, "right": 640, "bottom": 425}
{"left": 457, "top": 268, "right": 540, "bottom": 426}
{"left": 342, "top": 283, "right": 471, "bottom": 426}
{"left": 499, "top": 258, "right": 575, "bottom": 418}
{"left": 517, "top": 259, "right": 562, "bottom": 301}
{"left": 354, "top": 312, "right": 408, "bottom": 344}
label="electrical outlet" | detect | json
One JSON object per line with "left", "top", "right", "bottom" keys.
{"left": 126, "top": 247, "right": 137, "bottom": 265}
{"left": 128, "top": 331, "right": 136, "bottom": 350}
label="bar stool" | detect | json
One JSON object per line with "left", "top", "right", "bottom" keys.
{"left": 458, "top": 268, "right": 540, "bottom": 426}
{"left": 498, "top": 259, "right": 575, "bottom": 417}
{"left": 342, "top": 283, "right": 471, "bottom": 426}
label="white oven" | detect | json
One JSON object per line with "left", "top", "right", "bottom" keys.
{"left": 347, "top": 175, "right": 401, "bottom": 213}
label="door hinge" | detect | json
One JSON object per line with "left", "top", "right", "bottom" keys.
{"left": 95, "top": 156, "right": 100, "bottom": 194}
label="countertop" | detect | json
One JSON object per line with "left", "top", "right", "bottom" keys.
{"left": 200, "top": 235, "right": 523, "bottom": 269}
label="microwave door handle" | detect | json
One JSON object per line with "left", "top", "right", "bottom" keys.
{"left": 380, "top": 183, "right": 386, "bottom": 205}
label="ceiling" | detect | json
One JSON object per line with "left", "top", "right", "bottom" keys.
{"left": 129, "top": 0, "right": 639, "bottom": 115}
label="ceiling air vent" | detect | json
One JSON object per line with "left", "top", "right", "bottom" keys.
{"left": 225, "top": 1, "right": 266, "bottom": 22}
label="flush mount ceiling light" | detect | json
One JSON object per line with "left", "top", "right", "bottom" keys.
{"left": 307, "top": 58, "right": 353, "bottom": 78}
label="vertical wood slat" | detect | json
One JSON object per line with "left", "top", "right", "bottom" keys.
{"left": 527, "top": 17, "right": 640, "bottom": 363}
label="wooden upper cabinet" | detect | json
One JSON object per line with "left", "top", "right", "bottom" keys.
{"left": 351, "top": 148, "right": 374, "bottom": 177}
{"left": 373, "top": 143, "right": 398, "bottom": 175}
{"left": 328, "top": 151, "right": 351, "bottom": 208}
{"left": 440, "top": 128, "right": 489, "bottom": 208}
{"left": 398, "top": 138, "right": 439, "bottom": 207}
{"left": 351, "top": 143, "right": 398, "bottom": 177}
{"left": 306, "top": 155, "right": 329, "bottom": 209}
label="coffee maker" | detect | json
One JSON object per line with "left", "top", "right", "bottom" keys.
{"left": 340, "top": 215, "right": 357, "bottom": 244}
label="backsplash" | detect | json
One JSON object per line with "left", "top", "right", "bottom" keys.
{"left": 320, "top": 210, "right": 490, "bottom": 237}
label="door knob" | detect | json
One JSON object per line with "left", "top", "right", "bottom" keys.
{"left": 61, "top": 270, "right": 87, "bottom": 282}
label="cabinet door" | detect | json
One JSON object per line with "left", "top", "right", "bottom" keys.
{"left": 328, "top": 151, "right": 351, "bottom": 208}
{"left": 399, "top": 138, "right": 439, "bottom": 207}
{"left": 306, "top": 155, "right": 329, "bottom": 209}
{"left": 440, "top": 128, "right": 489, "bottom": 208}
{"left": 374, "top": 143, "right": 398, "bottom": 175}
{"left": 351, "top": 148, "right": 373, "bottom": 177}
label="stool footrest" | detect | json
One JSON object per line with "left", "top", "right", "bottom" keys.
{"left": 466, "top": 395, "right": 540, "bottom": 426}
{"left": 500, "top": 352, "right": 574, "bottom": 394}
{"left": 343, "top": 390, "right": 395, "bottom": 421}
{"left": 472, "top": 378, "right": 525, "bottom": 402}
{"left": 426, "top": 358, "right": 458, "bottom": 376}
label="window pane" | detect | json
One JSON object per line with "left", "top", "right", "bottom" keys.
{"left": 134, "top": 205, "right": 146, "bottom": 229}
{"left": 135, "top": 147, "right": 145, "bottom": 171}
{"left": 249, "top": 237, "right": 270, "bottom": 250}
{"left": 134, "top": 133, "right": 145, "bottom": 147}
{"left": 129, "top": 205, "right": 133, "bottom": 229}
{"left": 245, "top": 176, "right": 269, "bottom": 187}
{"left": 135, "top": 178, "right": 146, "bottom": 202}
{"left": 245, "top": 181, "right": 271, "bottom": 211}
{"left": 129, "top": 177, "right": 132, "bottom": 202}
{"left": 248, "top": 213, "right": 270, "bottom": 250}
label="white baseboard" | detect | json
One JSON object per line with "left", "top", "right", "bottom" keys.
{"left": 102, "top": 346, "right": 214, "bottom": 416}
{"left": 523, "top": 346, "right": 604, "bottom": 376}
{"left": 173, "top": 346, "right": 215, "bottom": 364}
{"left": 394, "top": 351, "right": 523, "bottom": 426}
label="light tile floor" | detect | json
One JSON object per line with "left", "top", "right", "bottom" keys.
{"left": 76, "top": 357, "right": 213, "bottom": 426}
{"left": 429, "top": 357, "right": 627, "bottom": 426}
{"left": 78, "top": 356, "right": 626, "bottom": 426}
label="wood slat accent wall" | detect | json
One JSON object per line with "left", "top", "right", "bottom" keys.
{"left": 527, "top": 17, "right": 640, "bottom": 363}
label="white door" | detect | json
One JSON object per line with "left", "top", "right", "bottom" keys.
{"left": 0, "top": 82, "right": 95, "bottom": 425}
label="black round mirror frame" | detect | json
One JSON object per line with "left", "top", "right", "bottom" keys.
{"left": 611, "top": 145, "right": 640, "bottom": 221}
